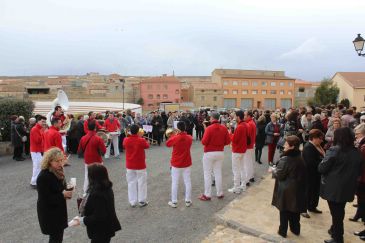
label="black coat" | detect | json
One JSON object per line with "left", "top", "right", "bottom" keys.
{"left": 151, "top": 116, "right": 163, "bottom": 135}
{"left": 11, "top": 122, "right": 26, "bottom": 147}
{"left": 84, "top": 188, "right": 121, "bottom": 240}
{"left": 302, "top": 142, "right": 323, "bottom": 181}
{"left": 36, "top": 170, "right": 68, "bottom": 235}
{"left": 271, "top": 150, "right": 307, "bottom": 213}
{"left": 255, "top": 123, "right": 266, "bottom": 149}
{"left": 318, "top": 146, "right": 364, "bottom": 203}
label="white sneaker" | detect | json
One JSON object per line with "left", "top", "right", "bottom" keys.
{"left": 185, "top": 201, "right": 192, "bottom": 207}
{"left": 238, "top": 184, "right": 247, "bottom": 192}
{"left": 168, "top": 201, "right": 177, "bottom": 208}
{"left": 228, "top": 188, "right": 241, "bottom": 194}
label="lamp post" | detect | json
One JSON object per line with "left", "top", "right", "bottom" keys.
{"left": 353, "top": 33, "right": 365, "bottom": 56}
{"left": 119, "top": 78, "right": 125, "bottom": 110}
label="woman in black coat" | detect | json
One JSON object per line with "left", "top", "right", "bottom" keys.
{"left": 37, "top": 147, "right": 73, "bottom": 243}
{"left": 318, "top": 127, "right": 364, "bottom": 243}
{"left": 76, "top": 164, "right": 121, "bottom": 243}
{"left": 271, "top": 135, "right": 306, "bottom": 238}
{"left": 301, "top": 129, "right": 325, "bottom": 218}
{"left": 12, "top": 117, "right": 27, "bottom": 161}
{"left": 255, "top": 115, "right": 266, "bottom": 164}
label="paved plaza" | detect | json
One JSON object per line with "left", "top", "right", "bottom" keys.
{"left": 0, "top": 140, "right": 269, "bottom": 243}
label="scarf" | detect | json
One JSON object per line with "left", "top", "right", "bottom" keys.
{"left": 49, "top": 166, "right": 65, "bottom": 181}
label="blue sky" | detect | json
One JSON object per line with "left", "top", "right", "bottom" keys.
{"left": 1, "top": 0, "right": 364, "bottom": 81}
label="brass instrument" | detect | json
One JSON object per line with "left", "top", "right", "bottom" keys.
{"left": 46, "top": 90, "right": 71, "bottom": 132}
{"left": 165, "top": 128, "right": 180, "bottom": 138}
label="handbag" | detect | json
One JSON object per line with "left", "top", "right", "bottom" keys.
{"left": 15, "top": 126, "right": 27, "bottom": 142}
{"left": 78, "top": 135, "right": 94, "bottom": 158}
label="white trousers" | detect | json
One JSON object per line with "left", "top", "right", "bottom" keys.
{"left": 231, "top": 152, "right": 246, "bottom": 189}
{"left": 83, "top": 163, "right": 103, "bottom": 194}
{"left": 126, "top": 169, "right": 147, "bottom": 204}
{"left": 202, "top": 151, "right": 224, "bottom": 197}
{"left": 244, "top": 148, "right": 255, "bottom": 180}
{"left": 171, "top": 166, "right": 191, "bottom": 203}
{"left": 61, "top": 135, "right": 67, "bottom": 152}
{"left": 30, "top": 152, "right": 43, "bottom": 185}
{"left": 105, "top": 134, "right": 119, "bottom": 158}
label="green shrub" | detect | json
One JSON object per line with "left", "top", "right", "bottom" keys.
{"left": 0, "top": 99, "right": 34, "bottom": 141}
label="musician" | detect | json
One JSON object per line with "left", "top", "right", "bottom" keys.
{"left": 166, "top": 121, "right": 193, "bottom": 208}
{"left": 78, "top": 120, "right": 107, "bottom": 195}
{"left": 123, "top": 124, "right": 150, "bottom": 207}
{"left": 83, "top": 111, "right": 103, "bottom": 134}
{"left": 104, "top": 113, "right": 121, "bottom": 159}
{"left": 51, "top": 105, "right": 68, "bottom": 150}
{"left": 30, "top": 115, "right": 46, "bottom": 189}
{"left": 43, "top": 118, "right": 64, "bottom": 153}
{"left": 244, "top": 110, "right": 257, "bottom": 185}
{"left": 228, "top": 110, "right": 248, "bottom": 194}
{"left": 199, "top": 112, "right": 231, "bottom": 201}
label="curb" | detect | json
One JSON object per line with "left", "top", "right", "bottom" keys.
{"left": 215, "top": 213, "right": 294, "bottom": 243}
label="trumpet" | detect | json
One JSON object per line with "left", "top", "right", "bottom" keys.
{"left": 165, "top": 128, "right": 180, "bottom": 138}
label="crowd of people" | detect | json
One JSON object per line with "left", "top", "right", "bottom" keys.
{"left": 8, "top": 103, "right": 365, "bottom": 243}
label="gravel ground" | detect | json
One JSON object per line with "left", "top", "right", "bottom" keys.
{"left": 0, "top": 140, "right": 270, "bottom": 243}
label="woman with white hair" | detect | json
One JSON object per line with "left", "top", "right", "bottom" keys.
{"left": 312, "top": 114, "right": 325, "bottom": 133}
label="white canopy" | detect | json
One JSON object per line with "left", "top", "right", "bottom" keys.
{"left": 34, "top": 101, "right": 142, "bottom": 116}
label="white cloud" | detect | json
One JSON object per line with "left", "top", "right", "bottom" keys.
{"left": 278, "top": 38, "right": 325, "bottom": 60}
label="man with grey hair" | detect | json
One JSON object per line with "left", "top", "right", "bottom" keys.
{"left": 199, "top": 112, "right": 231, "bottom": 201}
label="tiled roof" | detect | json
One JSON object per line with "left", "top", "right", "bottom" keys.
{"left": 336, "top": 72, "right": 365, "bottom": 88}
{"left": 142, "top": 76, "right": 180, "bottom": 83}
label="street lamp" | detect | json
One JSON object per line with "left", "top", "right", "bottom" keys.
{"left": 353, "top": 33, "right": 365, "bottom": 56}
{"left": 119, "top": 78, "right": 125, "bottom": 110}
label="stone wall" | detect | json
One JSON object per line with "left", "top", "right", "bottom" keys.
{"left": 0, "top": 142, "right": 13, "bottom": 156}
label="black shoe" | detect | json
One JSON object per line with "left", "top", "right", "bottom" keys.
{"left": 256, "top": 160, "right": 262, "bottom": 164}
{"left": 301, "top": 213, "right": 310, "bottom": 218}
{"left": 290, "top": 229, "right": 300, "bottom": 236}
{"left": 246, "top": 182, "right": 250, "bottom": 187}
{"left": 277, "top": 230, "right": 287, "bottom": 238}
{"left": 324, "top": 239, "right": 337, "bottom": 243}
{"left": 360, "top": 236, "right": 365, "bottom": 241}
{"left": 249, "top": 178, "right": 255, "bottom": 183}
{"left": 349, "top": 216, "right": 360, "bottom": 222}
{"left": 15, "top": 157, "right": 25, "bottom": 161}
{"left": 308, "top": 208, "right": 322, "bottom": 214}
{"left": 355, "top": 230, "right": 365, "bottom": 236}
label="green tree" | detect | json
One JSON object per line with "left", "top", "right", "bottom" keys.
{"left": 340, "top": 98, "right": 350, "bottom": 109}
{"left": 313, "top": 78, "right": 339, "bottom": 106}
{"left": 136, "top": 97, "right": 144, "bottom": 106}
{"left": 0, "top": 99, "right": 34, "bottom": 141}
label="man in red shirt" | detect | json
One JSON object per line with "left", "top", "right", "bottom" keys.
{"left": 123, "top": 124, "right": 150, "bottom": 207}
{"left": 83, "top": 111, "right": 103, "bottom": 134}
{"left": 78, "top": 120, "right": 107, "bottom": 194}
{"left": 244, "top": 110, "right": 257, "bottom": 185}
{"left": 166, "top": 121, "right": 193, "bottom": 208}
{"left": 51, "top": 105, "right": 68, "bottom": 151}
{"left": 199, "top": 112, "right": 231, "bottom": 201}
{"left": 104, "top": 113, "right": 121, "bottom": 159}
{"left": 229, "top": 110, "right": 248, "bottom": 194}
{"left": 43, "top": 118, "right": 64, "bottom": 153}
{"left": 30, "top": 115, "right": 46, "bottom": 188}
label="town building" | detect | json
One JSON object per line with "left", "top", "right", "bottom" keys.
{"left": 294, "top": 80, "right": 318, "bottom": 107}
{"left": 331, "top": 72, "right": 365, "bottom": 109}
{"left": 188, "top": 82, "right": 223, "bottom": 109}
{"left": 212, "top": 69, "right": 295, "bottom": 110}
{"left": 139, "top": 75, "right": 181, "bottom": 110}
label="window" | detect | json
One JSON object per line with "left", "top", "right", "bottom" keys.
{"left": 242, "top": 81, "right": 249, "bottom": 86}
{"left": 232, "top": 90, "right": 238, "bottom": 95}
{"left": 261, "top": 90, "right": 267, "bottom": 94}
{"left": 213, "top": 96, "right": 217, "bottom": 101}
{"left": 148, "top": 94, "right": 153, "bottom": 99}
{"left": 223, "top": 90, "right": 228, "bottom": 94}
{"left": 288, "top": 82, "right": 293, "bottom": 87}
{"left": 156, "top": 94, "right": 160, "bottom": 99}
{"left": 280, "top": 82, "right": 284, "bottom": 86}
{"left": 252, "top": 81, "right": 258, "bottom": 86}
{"left": 264, "top": 98, "right": 276, "bottom": 110}
{"left": 223, "top": 81, "right": 229, "bottom": 86}
{"left": 281, "top": 99, "right": 292, "bottom": 109}
{"left": 175, "top": 89, "right": 179, "bottom": 94}
{"left": 270, "top": 90, "right": 277, "bottom": 94}
{"left": 201, "top": 89, "right": 205, "bottom": 92}
{"left": 224, "top": 98, "right": 236, "bottom": 109}
{"left": 214, "top": 90, "right": 217, "bottom": 92}
{"left": 242, "top": 90, "right": 248, "bottom": 95}
{"left": 163, "top": 94, "right": 168, "bottom": 99}
{"left": 298, "top": 87, "right": 305, "bottom": 92}
{"left": 288, "top": 91, "right": 292, "bottom": 95}
{"left": 232, "top": 81, "right": 238, "bottom": 86}
{"left": 280, "top": 90, "right": 284, "bottom": 95}
{"left": 262, "top": 81, "right": 267, "bottom": 86}
{"left": 201, "top": 96, "right": 205, "bottom": 101}
{"left": 252, "top": 90, "right": 258, "bottom": 94}
{"left": 270, "top": 81, "right": 276, "bottom": 86}
{"left": 240, "top": 98, "right": 253, "bottom": 109}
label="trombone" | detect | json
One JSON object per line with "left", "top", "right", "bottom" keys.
{"left": 165, "top": 128, "right": 180, "bottom": 138}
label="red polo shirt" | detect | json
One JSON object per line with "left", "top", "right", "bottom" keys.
{"left": 43, "top": 126, "right": 64, "bottom": 152}
{"left": 123, "top": 135, "right": 150, "bottom": 170}
{"left": 246, "top": 117, "right": 256, "bottom": 149}
{"left": 30, "top": 123, "right": 44, "bottom": 153}
{"left": 201, "top": 120, "right": 231, "bottom": 152}
{"left": 104, "top": 118, "right": 120, "bottom": 132}
{"left": 78, "top": 131, "right": 106, "bottom": 164}
{"left": 232, "top": 121, "right": 248, "bottom": 153}
{"left": 84, "top": 118, "right": 103, "bottom": 134}
{"left": 166, "top": 132, "right": 193, "bottom": 168}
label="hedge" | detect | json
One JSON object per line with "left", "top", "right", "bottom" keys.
{"left": 0, "top": 99, "right": 34, "bottom": 141}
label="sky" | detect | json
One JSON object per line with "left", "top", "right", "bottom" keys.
{"left": 1, "top": 0, "right": 365, "bottom": 81}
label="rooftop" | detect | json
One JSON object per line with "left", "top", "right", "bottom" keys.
{"left": 335, "top": 72, "right": 365, "bottom": 88}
